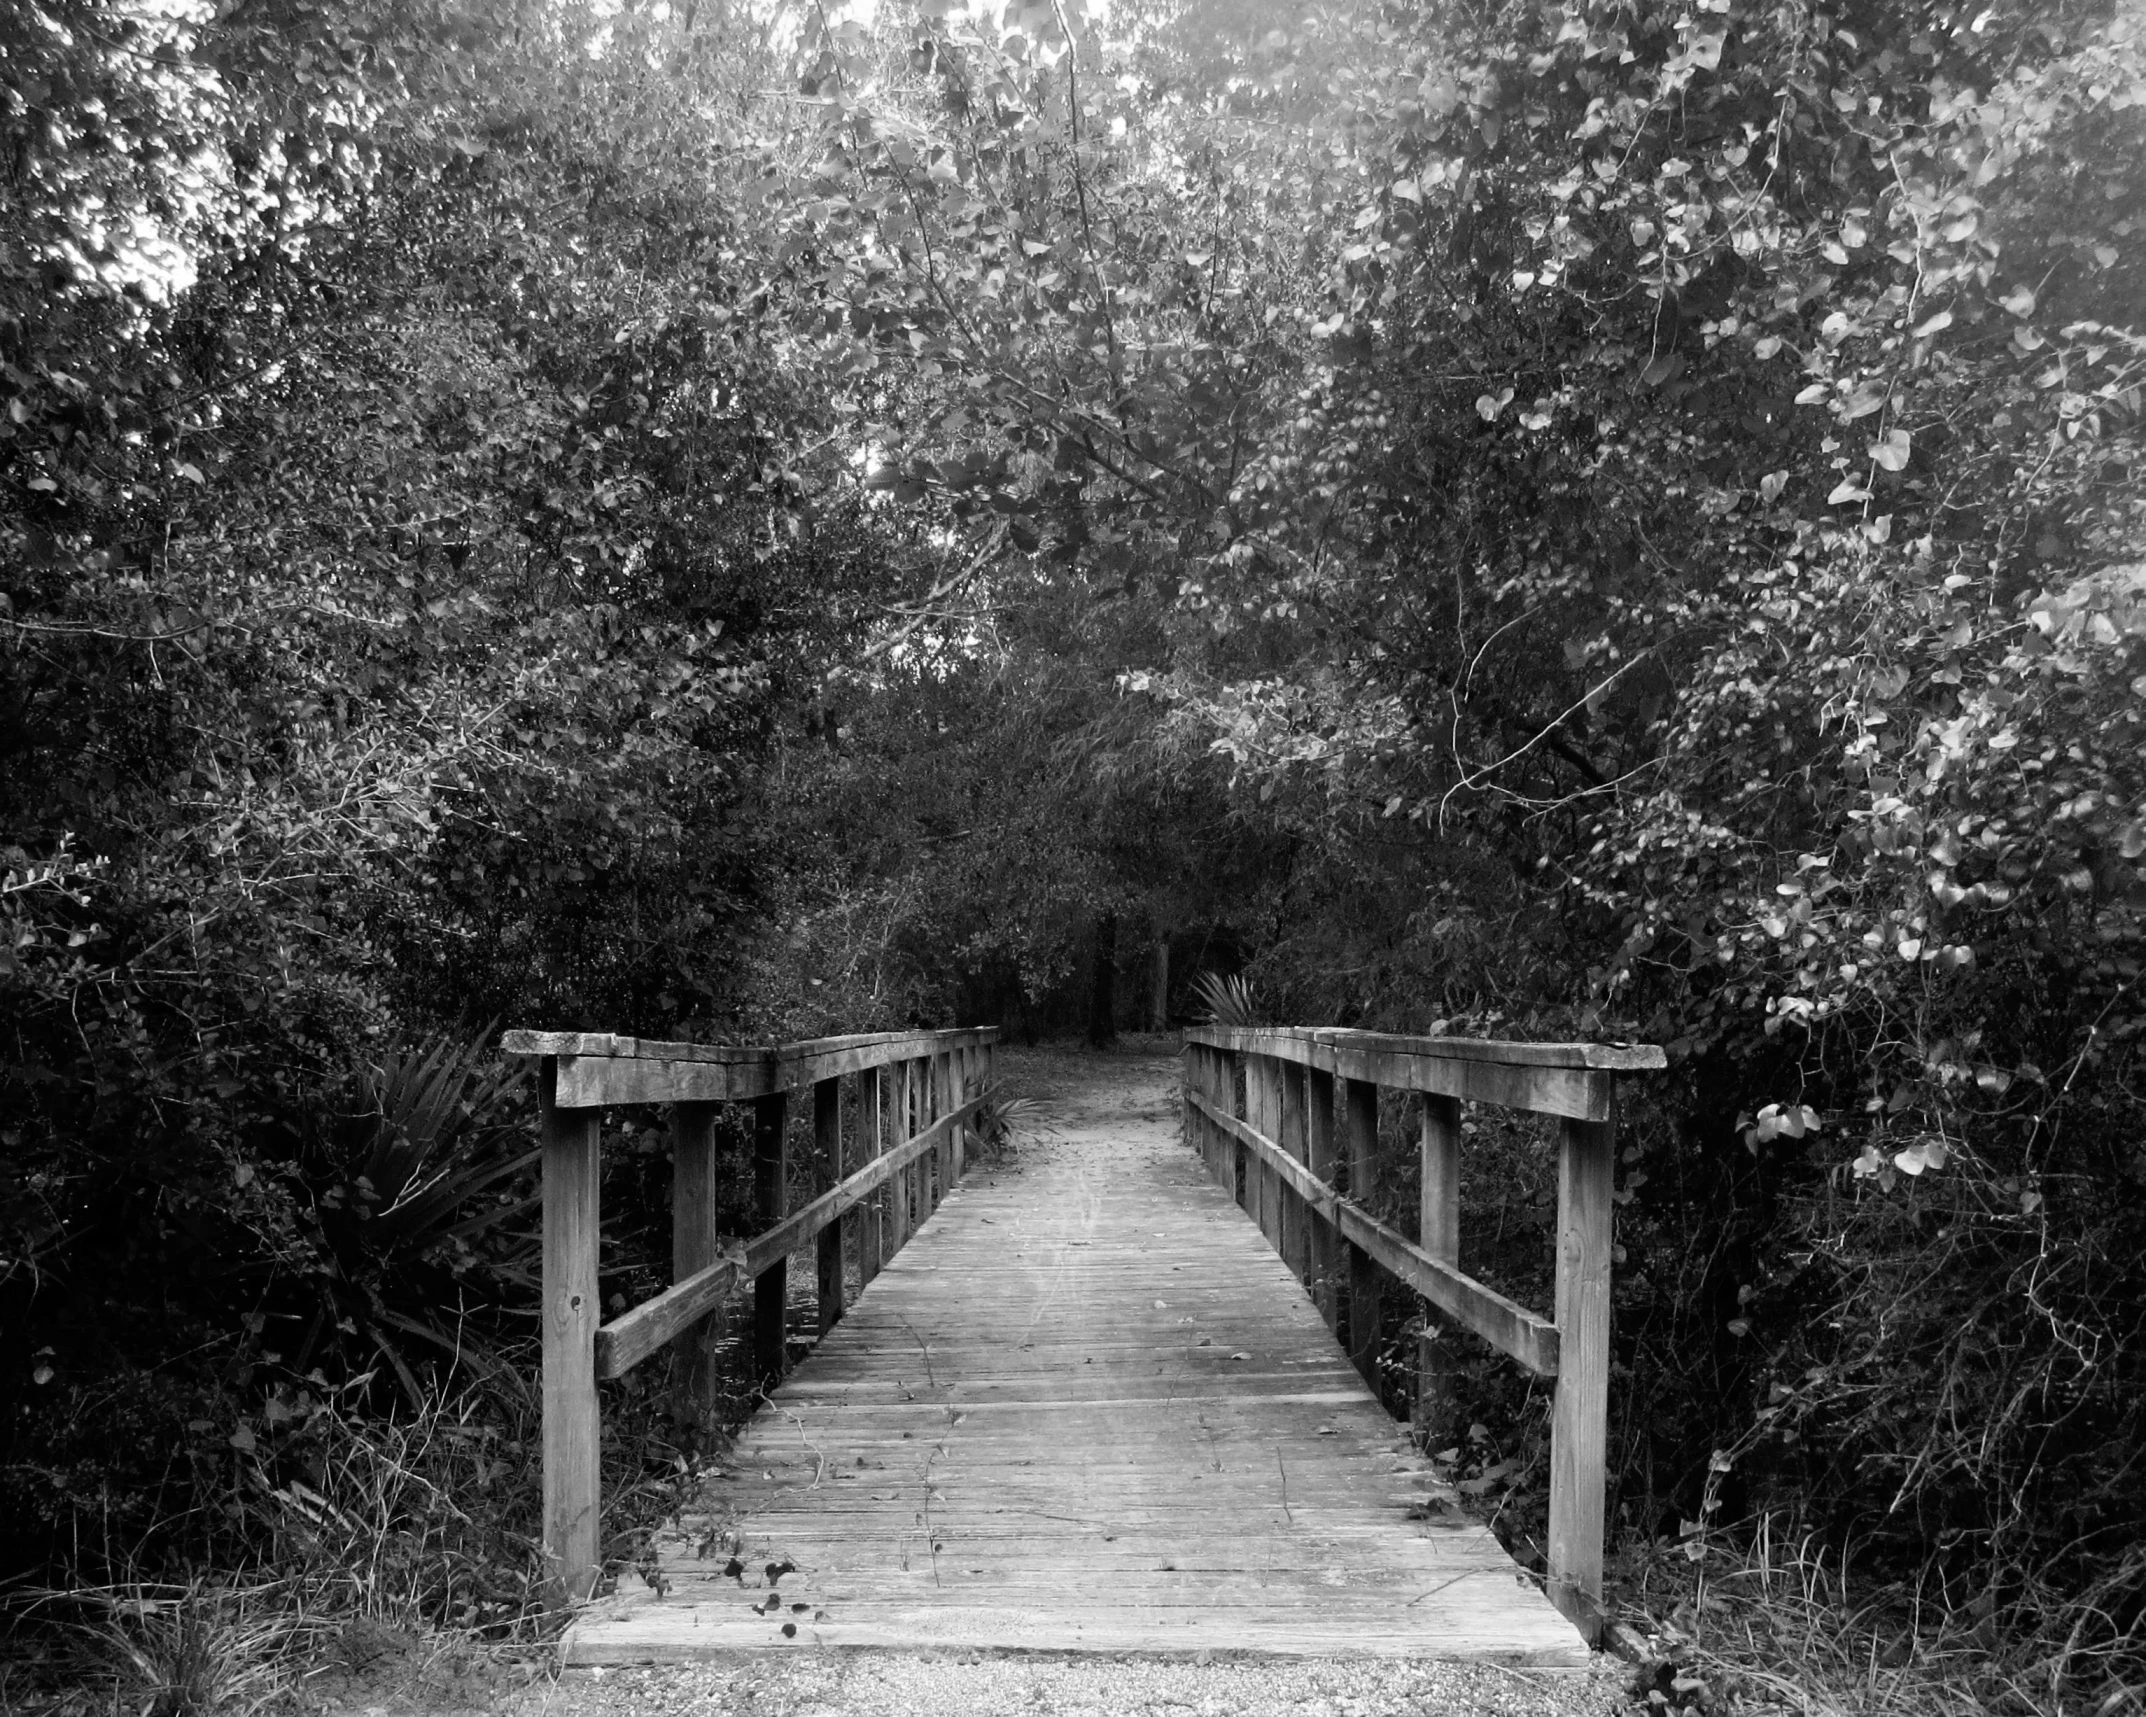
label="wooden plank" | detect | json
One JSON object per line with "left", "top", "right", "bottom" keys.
{"left": 1279, "top": 1057, "right": 1308, "bottom": 1289}
{"left": 860, "top": 1066, "right": 886, "bottom": 1285}
{"left": 1417, "top": 1094, "right": 1462, "bottom": 1448}
{"left": 671, "top": 1100, "right": 723, "bottom": 1429}
{"left": 1307, "top": 1067, "right": 1339, "bottom": 1334}
{"left": 539, "top": 1059, "right": 602, "bottom": 1608}
{"left": 815, "top": 1077, "right": 845, "bottom": 1338}
{"left": 1188, "top": 1091, "right": 1558, "bottom": 1376}
{"left": 751, "top": 1091, "right": 790, "bottom": 1388}
{"left": 1547, "top": 1110, "right": 1615, "bottom": 1643}
{"left": 567, "top": 1059, "right": 1587, "bottom": 1668}
{"left": 1186, "top": 1024, "right": 1668, "bottom": 1073}
{"left": 596, "top": 1096, "right": 988, "bottom": 1378}
{"left": 503, "top": 1030, "right": 637, "bottom": 1058}
{"left": 535, "top": 1028, "right": 1004, "bottom": 1108}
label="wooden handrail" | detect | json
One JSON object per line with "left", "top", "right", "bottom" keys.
{"left": 503, "top": 1024, "right": 999, "bottom": 1610}
{"left": 1180, "top": 1023, "right": 1661, "bottom": 1645}
{"left": 1186, "top": 1091, "right": 1558, "bottom": 1374}
{"left": 593, "top": 1093, "right": 989, "bottom": 1379}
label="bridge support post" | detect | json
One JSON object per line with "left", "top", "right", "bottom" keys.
{"left": 1279, "top": 1062, "right": 1308, "bottom": 1288}
{"left": 814, "top": 1077, "right": 845, "bottom": 1338}
{"left": 1307, "top": 1068, "right": 1339, "bottom": 1333}
{"left": 1342, "top": 1076, "right": 1381, "bottom": 1392}
{"left": 859, "top": 1067, "right": 885, "bottom": 1285}
{"left": 540, "top": 1057, "right": 601, "bottom": 1610}
{"left": 1415, "top": 1095, "right": 1463, "bottom": 1449}
{"left": 751, "top": 1090, "right": 790, "bottom": 1389}
{"left": 670, "top": 1098, "right": 724, "bottom": 1435}
{"left": 1548, "top": 1109, "right": 1615, "bottom": 1644}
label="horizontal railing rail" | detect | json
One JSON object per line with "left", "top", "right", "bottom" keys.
{"left": 1181, "top": 1023, "right": 1665, "bottom": 1642}
{"left": 504, "top": 1025, "right": 1000, "bottom": 1609}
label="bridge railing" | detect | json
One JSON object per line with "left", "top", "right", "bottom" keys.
{"left": 1181, "top": 1024, "right": 1664, "bottom": 1642}
{"left": 501, "top": 1025, "right": 1000, "bottom": 1609}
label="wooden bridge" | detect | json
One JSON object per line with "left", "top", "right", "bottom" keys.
{"left": 503, "top": 1023, "right": 1663, "bottom": 1664}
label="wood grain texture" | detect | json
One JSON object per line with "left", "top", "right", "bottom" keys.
{"left": 751, "top": 1092, "right": 790, "bottom": 1388}
{"left": 597, "top": 1094, "right": 990, "bottom": 1379}
{"left": 1343, "top": 1076, "right": 1381, "bottom": 1391}
{"left": 671, "top": 1101, "right": 724, "bottom": 1427}
{"left": 1548, "top": 1112, "right": 1615, "bottom": 1644}
{"left": 564, "top": 1058, "right": 1587, "bottom": 1667}
{"left": 1417, "top": 1095, "right": 1462, "bottom": 1447}
{"left": 1185, "top": 1026, "right": 1667, "bottom": 1073}
{"left": 1188, "top": 1092, "right": 1559, "bottom": 1377}
{"left": 515, "top": 1027, "right": 1003, "bottom": 1109}
{"left": 1181, "top": 1027, "right": 1664, "bottom": 1123}
{"left": 540, "top": 1060, "right": 602, "bottom": 1608}
{"left": 815, "top": 1078, "right": 845, "bottom": 1339}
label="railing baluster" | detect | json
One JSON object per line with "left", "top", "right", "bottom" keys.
{"left": 1307, "top": 1066, "right": 1339, "bottom": 1332}
{"left": 1342, "top": 1074, "right": 1381, "bottom": 1391}
{"left": 1548, "top": 1109, "right": 1615, "bottom": 1641}
{"left": 813, "top": 1076, "right": 844, "bottom": 1338}
{"left": 860, "top": 1066, "right": 885, "bottom": 1284}
{"left": 1415, "top": 1094, "right": 1463, "bottom": 1447}
{"left": 539, "top": 1056, "right": 602, "bottom": 1609}
{"left": 670, "top": 1098, "right": 723, "bottom": 1431}
{"left": 750, "top": 1090, "right": 790, "bottom": 1388}
{"left": 1279, "top": 1059, "right": 1308, "bottom": 1286}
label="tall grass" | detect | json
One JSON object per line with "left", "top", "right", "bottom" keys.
{"left": 1621, "top": 1513, "right": 2146, "bottom": 1717}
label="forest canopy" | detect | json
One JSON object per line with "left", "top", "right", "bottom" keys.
{"left": 3, "top": 0, "right": 2143, "bottom": 1694}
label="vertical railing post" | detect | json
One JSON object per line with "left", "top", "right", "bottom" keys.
{"left": 1342, "top": 1076, "right": 1382, "bottom": 1391}
{"left": 859, "top": 1066, "right": 885, "bottom": 1287}
{"left": 1278, "top": 1055, "right": 1308, "bottom": 1284}
{"left": 890, "top": 1059, "right": 914, "bottom": 1257}
{"left": 670, "top": 1098, "right": 723, "bottom": 1434}
{"left": 1415, "top": 1094, "right": 1463, "bottom": 1447}
{"left": 540, "top": 1056, "right": 601, "bottom": 1609}
{"left": 1548, "top": 1102, "right": 1615, "bottom": 1643}
{"left": 1228, "top": 1047, "right": 1249, "bottom": 1209}
{"left": 1248, "top": 1054, "right": 1283, "bottom": 1254}
{"left": 750, "top": 1089, "right": 790, "bottom": 1389}
{"left": 1307, "top": 1063, "right": 1339, "bottom": 1333}
{"left": 932, "top": 1049, "right": 952, "bottom": 1205}
{"left": 813, "top": 1075, "right": 844, "bottom": 1339}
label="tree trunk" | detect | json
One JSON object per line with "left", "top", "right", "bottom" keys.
{"left": 1151, "top": 938, "right": 1170, "bottom": 1030}
{"left": 1087, "top": 913, "right": 1118, "bottom": 1046}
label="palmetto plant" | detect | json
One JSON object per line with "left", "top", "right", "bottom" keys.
{"left": 290, "top": 1030, "right": 537, "bottom": 1405}
{"left": 1191, "top": 971, "right": 1260, "bottom": 1028}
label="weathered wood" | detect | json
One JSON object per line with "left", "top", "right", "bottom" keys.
{"left": 566, "top": 1070, "right": 1588, "bottom": 1667}
{"left": 1188, "top": 1091, "right": 1559, "bottom": 1376}
{"left": 1279, "top": 1058, "right": 1308, "bottom": 1289}
{"left": 540, "top": 1058, "right": 602, "bottom": 1608}
{"left": 1416, "top": 1094, "right": 1463, "bottom": 1447}
{"left": 1307, "top": 1067, "right": 1339, "bottom": 1334}
{"left": 814, "top": 1077, "right": 844, "bottom": 1339}
{"left": 1548, "top": 1110, "right": 1615, "bottom": 1643}
{"left": 670, "top": 1100, "right": 724, "bottom": 1429}
{"left": 1187, "top": 1024, "right": 1667, "bottom": 1073}
{"left": 596, "top": 1095, "right": 990, "bottom": 1379}
{"left": 1181, "top": 1027, "right": 1651, "bottom": 1122}
{"left": 860, "top": 1066, "right": 886, "bottom": 1285}
{"left": 1342, "top": 1075, "right": 1382, "bottom": 1390}
{"left": 751, "top": 1091, "right": 790, "bottom": 1388}
{"left": 1246, "top": 1055, "right": 1282, "bottom": 1253}
{"left": 889, "top": 1060, "right": 914, "bottom": 1258}
{"left": 526, "top": 1027, "right": 1004, "bottom": 1109}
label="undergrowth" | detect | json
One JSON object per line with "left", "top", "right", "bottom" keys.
{"left": 1614, "top": 1513, "right": 2146, "bottom": 1717}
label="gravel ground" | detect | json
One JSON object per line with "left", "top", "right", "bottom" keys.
{"left": 504, "top": 1651, "right": 1632, "bottom": 1717}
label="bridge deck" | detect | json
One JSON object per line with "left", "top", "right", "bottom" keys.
{"left": 566, "top": 1057, "right": 1589, "bottom": 1665}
